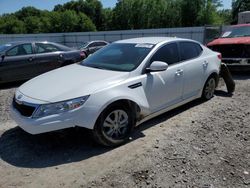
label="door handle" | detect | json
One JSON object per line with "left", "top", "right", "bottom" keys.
{"left": 28, "top": 57, "right": 34, "bottom": 62}
{"left": 203, "top": 61, "right": 208, "bottom": 67}
{"left": 175, "top": 69, "right": 183, "bottom": 76}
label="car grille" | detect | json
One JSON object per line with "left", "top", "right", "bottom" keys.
{"left": 210, "top": 44, "right": 250, "bottom": 59}
{"left": 13, "top": 99, "right": 36, "bottom": 117}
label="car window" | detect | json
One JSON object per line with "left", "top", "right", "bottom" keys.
{"left": 35, "top": 43, "right": 60, "bottom": 53}
{"left": 97, "top": 42, "right": 107, "bottom": 46}
{"left": 88, "top": 43, "right": 97, "bottom": 48}
{"left": 150, "top": 43, "right": 179, "bottom": 65}
{"left": 179, "top": 42, "right": 202, "bottom": 61}
{"left": 6, "top": 44, "right": 33, "bottom": 56}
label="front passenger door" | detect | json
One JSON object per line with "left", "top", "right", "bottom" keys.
{"left": 0, "top": 43, "right": 36, "bottom": 82}
{"left": 143, "top": 43, "right": 184, "bottom": 112}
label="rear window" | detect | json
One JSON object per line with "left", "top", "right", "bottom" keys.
{"left": 35, "top": 43, "right": 61, "bottom": 53}
{"left": 180, "top": 42, "right": 203, "bottom": 61}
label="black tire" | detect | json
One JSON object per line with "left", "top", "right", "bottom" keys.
{"left": 92, "top": 103, "right": 135, "bottom": 147}
{"left": 220, "top": 63, "right": 235, "bottom": 94}
{"left": 202, "top": 76, "right": 216, "bottom": 100}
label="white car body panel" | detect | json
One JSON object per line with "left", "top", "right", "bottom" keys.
{"left": 19, "top": 64, "right": 129, "bottom": 103}
{"left": 10, "top": 37, "right": 221, "bottom": 134}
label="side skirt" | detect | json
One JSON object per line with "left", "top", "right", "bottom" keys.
{"left": 136, "top": 95, "right": 200, "bottom": 126}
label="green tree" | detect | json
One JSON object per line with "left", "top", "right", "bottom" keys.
{"left": 112, "top": 0, "right": 182, "bottom": 30}
{"left": 54, "top": 0, "right": 104, "bottom": 30}
{"left": 15, "top": 6, "right": 42, "bottom": 20}
{"left": 59, "top": 10, "right": 79, "bottom": 32}
{"left": 24, "top": 16, "right": 43, "bottom": 33}
{"left": 0, "top": 15, "right": 26, "bottom": 34}
{"left": 76, "top": 12, "right": 96, "bottom": 31}
{"left": 180, "top": 0, "right": 203, "bottom": 26}
{"left": 218, "top": 9, "right": 233, "bottom": 25}
{"left": 102, "top": 8, "right": 113, "bottom": 30}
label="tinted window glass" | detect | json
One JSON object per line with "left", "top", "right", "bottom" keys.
{"left": 97, "top": 42, "right": 107, "bottom": 46}
{"left": 6, "top": 47, "right": 18, "bottom": 56}
{"left": 180, "top": 42, "right": 202, "bottom": 61}
{"left": 81, "top": 43, "right": 153, "bottom": 72}
{"left": 35, "top": 43, "right": 60, "bottom": 53}
{"left": 151, "top": 43, "right": 179, "bottom": 65}
{"left": 22, "top": 44, "right": 33, "bottom": 54}
{"left": 6, "top": 44, "right": 32, "bottom": 56}
{"left": 88, "top": 43, "right": 97, "bottom": 47}
{"left": 79, "top": 42, "right": 89, "bottom": 49}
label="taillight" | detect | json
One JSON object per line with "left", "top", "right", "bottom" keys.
{"left": 80, "top": 51, "right": 86, "bottom": 58}
{"left": 218, "top": 53, "right": 222, "bottom": 60}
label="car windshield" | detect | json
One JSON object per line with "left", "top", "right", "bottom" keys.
{"left": 80, "top": 43, "right": 154, "bottom": 72}
{"left": 0, "top": 44, "right": 12, "bottom": 53}
{"left": 221, "top": 26, "right": 250, "bottom": 38}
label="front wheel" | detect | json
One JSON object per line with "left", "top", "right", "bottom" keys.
{"left": 93, "top": 104, "right": 134, "bottom": 147}
{"left": 202, "top": 76, "right": 216, "bottom": 100}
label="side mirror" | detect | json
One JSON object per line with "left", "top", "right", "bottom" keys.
{"left": 146, "top": 61, "right": 168, "bottom": 73}
{"left": 1, "top": 54, "right": 5, "bottom": 62}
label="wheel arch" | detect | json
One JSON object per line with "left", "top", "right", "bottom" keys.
{"left": 207, "top": 71, "right": 219, "bottom": 87}
{"left": 94, "top": 98, "right": 143, "bottom": 127}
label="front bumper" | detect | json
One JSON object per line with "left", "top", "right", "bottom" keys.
{"left": 222, "top": 58, "right": 250, "bottom": 71}
{"left": 10, "top": 95, "right": 101, "bottom": 134}
{"left": 10, "top": 105, "right": 77, "bottom": 134}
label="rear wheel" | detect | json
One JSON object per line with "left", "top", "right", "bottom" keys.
{"left": 202, "top": 76, "right": 216, "bottom": 100}
{"left": 93, "top": 104, "right": 134, "bottom": 147}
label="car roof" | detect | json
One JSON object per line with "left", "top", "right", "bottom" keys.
{"left": 231, "top": 24, "right": 250, "bottom": 27}
{"left": 0, "top": 41, "right": 72, "bottom": 52}
{"left": 88, "top": 40, "right": 109, "bottom": 44}
{"left": 3, "top": 41, "right": 62, "bottom": 45}
{"left": 115, "top": 37, "right": 191, "bottom": 45}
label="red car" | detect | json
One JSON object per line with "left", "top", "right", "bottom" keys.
{"left": 207, "top": 24, "right": 250, "bottom": 70}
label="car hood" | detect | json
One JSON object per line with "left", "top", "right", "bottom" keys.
{"left": 207, "top": 37, "right": 250, "bottom": 46}
{"left": 19, "top": 64, "right": 129, "bottom": 103}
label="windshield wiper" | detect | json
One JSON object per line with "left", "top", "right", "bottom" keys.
{"left": 86, "top": 64, "right": 108, "bottom": 70}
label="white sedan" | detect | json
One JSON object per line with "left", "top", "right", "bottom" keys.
{"left": 11, "top": 37, "right": 221, "bottom": 146}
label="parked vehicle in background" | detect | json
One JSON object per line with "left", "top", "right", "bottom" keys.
{"left": 207, "top": 24, "right": 250, "bottom": 70}
{"left": 11, "top": 37, "right": 221, "bottom": 147}
{"left": 79, "top": 40, "right": 109, "bottom": 56}
{"left": 0, "top": 41, "right": 86, "bottom": 84}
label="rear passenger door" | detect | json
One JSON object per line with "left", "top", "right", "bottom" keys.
{"left": 34, "top": 43, "right": 63, "bottom": 74}
{"left": 179, "top": 41, "right": 205, "bottom": 100}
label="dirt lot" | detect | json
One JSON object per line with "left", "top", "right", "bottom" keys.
{"left": 0, "top": 76, "right": 249, "bottom": 188}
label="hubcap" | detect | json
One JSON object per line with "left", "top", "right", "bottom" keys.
{"left": 205, "top": 78, "right": 216, "bottom": 99}
{"left": 103, "top": 110, "right": 129, "bottom": 139}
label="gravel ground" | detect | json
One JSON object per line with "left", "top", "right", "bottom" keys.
{"left": 0, "top": 76, "right": 249, "bottom": 188}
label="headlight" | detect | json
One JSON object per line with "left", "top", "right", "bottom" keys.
{"left": 33, "top": 96, "right": 89, "bottom": 118}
